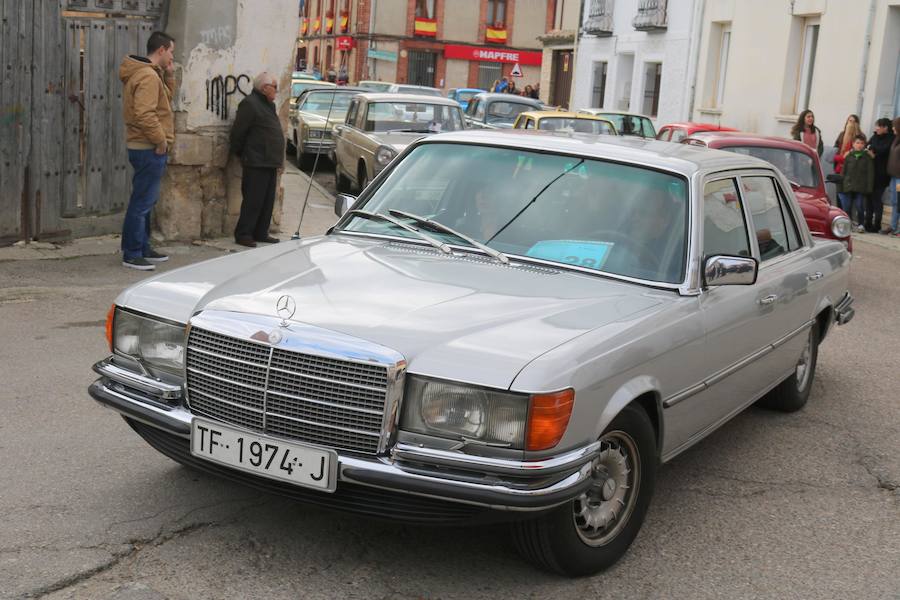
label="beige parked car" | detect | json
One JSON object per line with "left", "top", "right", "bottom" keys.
{"left": 288, "top": 87, "right": 365, "bottom": 167}
{"left": 331, "top": 93, "right": 465, "bottom": 193}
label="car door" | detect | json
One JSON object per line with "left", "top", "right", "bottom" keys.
{"left": 665, "top": 175, "right": 772, "bottom": 451}
{"left": 334, "top": 98, "right": 358, "bottom": 176}
{"left": 738, "top": 173, "right": 819, "bottom": 378}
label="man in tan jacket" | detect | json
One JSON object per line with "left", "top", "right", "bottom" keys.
{"left": 118, "top": 31, "right": 176, "bottom": 270}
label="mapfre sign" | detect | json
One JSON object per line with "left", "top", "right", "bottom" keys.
{"left": 443, "top": 44, "right": 542, "bottom": 66}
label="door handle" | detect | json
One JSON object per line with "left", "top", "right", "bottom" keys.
{"left": 758, "top": 294, "right": 778, "bottom": 306}
{"left": 807, "top": 272, "right": 823, "bottom": 281}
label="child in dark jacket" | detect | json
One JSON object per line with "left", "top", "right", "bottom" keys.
{"left": 838, "top": 134, "right": 874, "bottom": 232}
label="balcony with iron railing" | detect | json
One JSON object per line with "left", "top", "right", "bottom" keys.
{"left": 633, "top": 0, "right": 667, "bottom": 32}
{"left": 583, "top": 0, "right": 614, "bottom": 36}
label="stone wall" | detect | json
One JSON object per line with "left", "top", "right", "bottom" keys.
{"left": 157, "top": 0, "right": 298, "bottom": 242}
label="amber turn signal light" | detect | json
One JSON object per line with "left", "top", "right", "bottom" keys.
{"left": 525, "top": 389, "right": 575, "bottom": 451}
{"left": 105, "top": 304, "right": 116, "bottom": 352}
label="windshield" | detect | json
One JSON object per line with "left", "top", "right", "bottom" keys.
{"left": 363, "top": 102, "right": 464, "bottom": 132}
{"left": 359, "top": 81, "right": 392, "bottom": 92}
{"left": 396, "top": 86, "right": 443, "bottom": 97}
{"left": 292, "top": 81, "right": 332, "bottom": 97}
{"left": 300, "top": 91, "right": 353, "bottom": 115}
{"left": 338, "top": 143, "right": 688, "bottom": 284}
{"left": 486, "top": 101, "right": 534, "bottom": 125}
{"left": 725, "top": 146, "right": 821, "bottom": 188}
{"left": 597, "top": 114, "right": 656, "bottom": 137}
{"left": 537, "top": 118, "right": 615, "bottom": 135}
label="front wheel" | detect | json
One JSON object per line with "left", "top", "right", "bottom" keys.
{"left": 511, "top": 404, "right": 657, "bottom": 576}
{"left": 757, "top": 325, "right": 819, "bottom": 412}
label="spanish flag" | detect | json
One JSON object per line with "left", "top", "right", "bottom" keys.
{"left": 301, "top": 18, "right": 308, "bottom": 35}
{"left": 313, "top": 16, "right": 320, "bottom": 32}
{"left": 325, "top": 17, "right": 334, "bottom": 33}
{"left": 414, "top": 17, "right": 437, "bottom": 37}
{"left": 485, "top": 26, "right": 507, "bottom": 44}
{"left": 340, "top": 12, "right": 349, "bottom": 32}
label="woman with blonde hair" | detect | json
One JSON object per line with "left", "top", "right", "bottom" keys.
{"left": 833, "top": 114, "right": 862, "bottom": 175}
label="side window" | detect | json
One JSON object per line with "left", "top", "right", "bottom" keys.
{"left": 466, "top": 99, "right": 478, "bottom": 116}
{"left": 356, "top": 103, "right": 368, "bottom": 129}
{"left": 702, "top": 178, "right": 751, "bottom": 259}
{"left": 345, "top": 100, "right": 358, "bottom": 127}
{"left": 524, "top": 118, "right": 534, "bottom": 129}
{"left": 742, "top": 176, "right": 794, "bottom": 261}
{"left": 657, "top": 127, "right": 671, "bottom": 141}
{"left": 776, "top": 184, "right": 803, "bottom": 250}
{"left": 474, "top": 101, "right": 485, "bottom": 120}
{"left": 670, "top": 129, "right": 687, "bottom": 143}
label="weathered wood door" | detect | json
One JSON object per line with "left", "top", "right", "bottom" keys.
{"left": 0, "top": 0, "right": 165, "bottom": 247}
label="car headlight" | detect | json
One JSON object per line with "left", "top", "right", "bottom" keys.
{"left": 375, "top": 145, "right": 397, "bottom": 166}
{"left": 307, "top": 128, "right": 324, "bottom": 139}
{"left": 400, "top": 376, "right": 575, "bottom": 450}
{"left": 831, "top": 215, "right": 852, "bottom": 238}
{"left": 113, "top": 308, "right": 186, "bottom": 375}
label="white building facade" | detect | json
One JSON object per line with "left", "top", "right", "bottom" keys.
{"left": 570, "top": 0, "right": 705, "bottom": 125}
{"left": 692, "top": 0, "right": 900, "bottom": 141}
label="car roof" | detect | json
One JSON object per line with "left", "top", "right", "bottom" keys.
{"left": 663, "top": 122, "right": 738, "bottom": 131}
{"left": 413, "top": 130, "right": 775, "bottom": 176}
{"left": 522, "top": 111, "right": 610, "bottom": 120}
{"left": 298, "top": 86, "right": 368, "bottom": 96}
{"left": 686, "top": 131, "right": 818, "bottom": 155}
{"left": 472, "top": 93, "right": 543, "bottom": 104}
{"left": 355, "top": 93, "right": 461, "bottom": 106}
{"left": 389, "top": 83, "right": 441, "bottom": 90}
{"left": 580, "top": 109, "right": 652, "bottom": 119}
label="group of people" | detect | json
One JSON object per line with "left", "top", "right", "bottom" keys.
{"left": 490, "top": 77, "right": 540, "bottom": 99}
{"left": 118, "top": 31, "right": 284, "bottom": 270}
{"left": 792, "top": 110, "right": 900, "bottom": 236}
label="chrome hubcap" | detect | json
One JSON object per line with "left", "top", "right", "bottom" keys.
{"left": 573, "top": 431, "right": 640, "bottom": 546}
{"left": 795, "top": 331, "right": 812, "bottom": 391}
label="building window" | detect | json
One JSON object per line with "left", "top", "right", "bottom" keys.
{"left": 641, "top": 62, "right": 662, "bottom": 117}
{"left": 713, "top": 27, "right": 730, "bottom": 107}
{"left": 591, "top": 61, "right": 608, "bottom": 108}
{"left": 795, "top": 20, "right": 819, "bottom": 113}
{"left": 487, "top": 0, "right": 506, "bottom": 27}
{"left": 416, "top": 0, "right": 435, "bottom": 18}
{"left": 478, "top": 61, "right": 502, "bottom": 91}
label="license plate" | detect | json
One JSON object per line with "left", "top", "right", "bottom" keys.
{"left": 190, "top": 419, "right": 337, "bottom": 492}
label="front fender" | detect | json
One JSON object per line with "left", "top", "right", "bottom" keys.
{"left": 594, "top": 375, "right": 663, "bottom": 457}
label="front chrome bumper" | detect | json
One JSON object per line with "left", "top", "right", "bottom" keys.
{"left": 301, "top": 138, "right": 334, "bottom": 154}
{"left": 89, "top": 360, "right": 597, "bottom": 513}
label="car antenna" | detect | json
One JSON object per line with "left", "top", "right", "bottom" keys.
{"left": 292, "top": 53, "right": 347, "bottom": 240}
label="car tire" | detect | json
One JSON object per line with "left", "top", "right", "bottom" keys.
{"left": 358, "top": 163, "right": 369, "bottom": 193}
{"left": 510, "top": 404, "right": 657, "bottom": 576}
{"left": 335, "top": 163, "right": 351, "bottom": 193}
{"left": 757, "top": 325, "right": 819, "bottom": 412}
{"left": 287, "top": 132, "right": 297, "bottom": 153}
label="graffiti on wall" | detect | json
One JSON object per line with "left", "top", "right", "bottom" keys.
{"left": 205, "top": 74, "right": 250, "bottom": 120}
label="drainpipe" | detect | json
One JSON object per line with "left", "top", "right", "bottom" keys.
{"left": 685, "top": 0, "right": 706, "bottom": 121}
{"left": 855, "top": 0, "right": 877, "bottom": 118}
{"left": 568, "top": 0, "right": 587, "bottom": 108}
{"left": 368, "top": 0, "right": 377, "bottom": 79}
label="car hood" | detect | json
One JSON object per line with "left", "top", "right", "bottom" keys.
{"left": 118, "top": 236, "right": 666, "bottom": 388}
{"left": 375, "top": 130, "right": 435, "bottom": 151}
{"left": 298, "top": 112, "right": 347, "bottom": 128}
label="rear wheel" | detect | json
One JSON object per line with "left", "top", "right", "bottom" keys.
{"left": 757, "top": 325, "right": 819, "bottom": 412}
{"left": 357, "top": 163, "right": 369, "bottom": 193}
{"left": 511, "top": 404, "right": 656, "bottom": 576}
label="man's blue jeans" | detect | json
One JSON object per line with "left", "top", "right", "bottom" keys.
{"left": 891, "top": 177, "right": 899, "bottom": 233}
{"left": 122, "top": 149, "right": 167, "bottom": 260}
{"left": 838, "top": 191, "right": 866, "bottom": 225}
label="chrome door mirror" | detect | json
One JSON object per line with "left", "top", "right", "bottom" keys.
{"left": 334, "top": 193, "right": 356, "bottom": 217}
{"left": 703, "top": 255, "right": 758, "bottom": 287}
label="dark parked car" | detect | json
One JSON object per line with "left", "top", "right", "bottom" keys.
{"left": 464, "top": 93, "right": 544, "bottom": 129}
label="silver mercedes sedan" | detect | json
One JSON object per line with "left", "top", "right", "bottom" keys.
{"left": 89, "top": 130, "right": 853, "bottom": 576}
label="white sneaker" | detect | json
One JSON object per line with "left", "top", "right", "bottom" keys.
{"left": 855, "top": 224, "right": 865, "bottom": 233}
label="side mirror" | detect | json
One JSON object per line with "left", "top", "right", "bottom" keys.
{"left": 703, "top": 255, "right": 758, "bottom": 287}
{"left": 334, "top": 193, "right": 356, "bottom": 217}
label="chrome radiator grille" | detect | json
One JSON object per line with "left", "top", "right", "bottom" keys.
{"left": 185, "top": 327, "right": 389, "bottom": 454}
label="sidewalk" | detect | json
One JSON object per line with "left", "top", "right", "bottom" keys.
{"left": 0, "top": 162, "right": 336, "bottom": 263}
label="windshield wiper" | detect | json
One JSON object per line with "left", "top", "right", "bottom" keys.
{"left": 344, "top": 210, "right": 452, "bottom": 254}
{"left": 389, "top": 209, "right": 509, "bottom": 264}
{"left": 386, "top": 128, "right": 432, "bottom": 133}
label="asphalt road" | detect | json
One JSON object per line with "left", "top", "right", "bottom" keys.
{"left": 1, "top": 220, "right": 898, "bottom": 598}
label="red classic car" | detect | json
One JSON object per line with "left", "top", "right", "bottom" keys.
{"left": 683, "top": 132, "right": 853, "bottom": 252}
{"left": 656, "top": 122, "right": 738, "bottom": 143}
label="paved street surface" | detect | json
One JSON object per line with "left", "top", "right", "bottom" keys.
{"left": 1, "top": 166, "right": 898, "bottom": 598}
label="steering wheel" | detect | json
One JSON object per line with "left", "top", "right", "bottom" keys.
{"left": 586, "top": 229, "right": 661, "bottom": 275}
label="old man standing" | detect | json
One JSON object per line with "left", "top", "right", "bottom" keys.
{"left": 230, "top": 72, "right": 285, "bottom": 247}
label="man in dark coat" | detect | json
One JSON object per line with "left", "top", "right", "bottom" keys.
{"left": 867, "top": 118, "right": 894, "bottom": 232}
{"left": 230, "top": 71, "right": 285, "bottom": 247}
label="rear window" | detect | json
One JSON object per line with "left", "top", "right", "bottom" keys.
{"left": 726, "top": 146, "right": 820, "bottom": 188}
